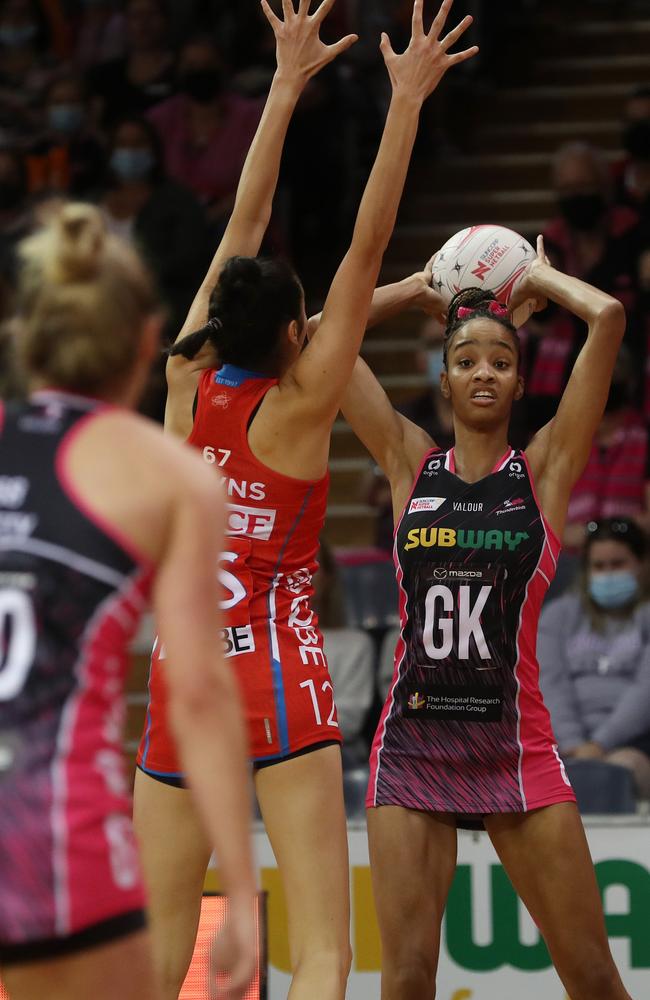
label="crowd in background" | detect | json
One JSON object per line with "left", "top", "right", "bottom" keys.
{"left": 1, "top": 0, "right": 650, "bottom": 807}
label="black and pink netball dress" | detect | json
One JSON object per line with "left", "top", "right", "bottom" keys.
{"left": 0, "top": 391, "right": 152, "bottom": 964}
{"left": 368, "top": 445, "right": 576, "bottom": 826}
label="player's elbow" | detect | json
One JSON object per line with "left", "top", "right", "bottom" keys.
{"left": 596, "top": 298, "right": 626, "bottom": 341}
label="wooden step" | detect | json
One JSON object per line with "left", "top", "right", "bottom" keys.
{"left": 474, "top": 120, "right": 622, "bottom": 156}
{"left": 322, "top": 509, "right": 377, "bottom": 549}
{"left": 533, "top": 19, "right": 650, "bottom": 59}
{"left": 400, "top": 189, "right": 554, "bottom": 227}
{"left": 534, "top": 54, "right": 650, "bottom": 87}
{"left": 493, "top": 83, "right": 630, "bottom": 125}
{"left": 410, "top": 152, "right": 556, "bottom": 193}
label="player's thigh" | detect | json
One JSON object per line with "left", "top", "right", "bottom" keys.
{"left": 366, "top": 805, "right": 457, "bottom": 964}
{"left": 3, "top": 929, "right": 157, "bottom": 1000}
{"left": 485, "top": 803, "right": 610, "bottom": 967}
{"left": 132, "top": 770, "right": 211, "bottom": 972}
{"left": 254, "top": 745, "right": 350, "bottom": 959}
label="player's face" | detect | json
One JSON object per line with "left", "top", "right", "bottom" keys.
{"left": 441, "top": 319, "right": 523, "bottom": 427}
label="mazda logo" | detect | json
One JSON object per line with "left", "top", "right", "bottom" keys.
{"left": 434, "top": 568, "right": 447, "bottom": 579}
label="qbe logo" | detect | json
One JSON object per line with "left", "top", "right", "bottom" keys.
{"left": 226, "top": 503, "right": 276, "bottom": 541}
{"left": 408, "top": 496, "right": 446, "bottom": 514}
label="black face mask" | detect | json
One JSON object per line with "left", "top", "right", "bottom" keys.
{"left": 623, "top": 119, "right": 650, "bottom": 162}
{"left": 558, "top": 193, "right": 607, "bottom": 231}
{"left": 0, "top": 180, "right": 23, "bottom": 211}
{"left": 180, "top": 68, "right": 223, "bottom": 104}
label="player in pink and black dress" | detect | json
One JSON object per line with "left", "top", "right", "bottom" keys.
{"left": 0, "top": 204, "right": 256, "bottom": 1000}
{"left": 340, "top": 238, "right": 633, "bottom": 999}
{"left": 133, "top": 3, "right": 479, "bottom": 999}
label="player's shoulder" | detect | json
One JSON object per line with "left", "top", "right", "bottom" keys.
{"left": 84, "top": 409, "right": 219, "bottom": 502}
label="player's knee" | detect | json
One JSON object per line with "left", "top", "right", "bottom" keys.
{"left": 293, "top": 941, "right": 352, "bottom": 988}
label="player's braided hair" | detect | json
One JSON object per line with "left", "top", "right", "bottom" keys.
{"left": 443, "top": 288, "right": 519, "bottom": 368}
{"left": 170, "top": 256, "right": 303, "bottom": 370}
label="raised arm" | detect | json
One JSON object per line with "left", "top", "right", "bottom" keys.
{"left": 165, "top": 0, "right": 357, "bottom": 435}
{"left": 523, "top": 236, "right": 626, "bottom": 534}
{"left": 308, "top": 263, "right": 445, "bottom": 502}
{"left": 283, "top": 0, "right": 477, "bottom": 425}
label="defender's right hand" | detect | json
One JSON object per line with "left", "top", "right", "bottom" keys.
{"left": 261, "top": 0, "right": 358, "bottom": 86}
{"left": 380, "top": 0, "right": 478, "bottom": 104}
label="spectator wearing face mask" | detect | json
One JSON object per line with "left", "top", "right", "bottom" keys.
{"left": 86, "top": 0, "right": 175, "bottom": 126}
{"left": 26, "top": 72, "right": 105, "bottom": 198}
{"left": 147, "top": 36, "right": 263, "bottom": 228}
{"left": 526, "top": 142, "right": 642, "bottom": 433}
{"left": 539, "top": 518, "right": 650, "bottom": 801}
{"left": 99, "top": 115, "right": 208, "bottom": 351}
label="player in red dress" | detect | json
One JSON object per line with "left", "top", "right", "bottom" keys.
{"left": 337, "top": 241, "right": 632, "bottom": 998}
{"left": 133, "top": 2, "right": 479, "bottom": 997}
{"left": 0, "top": 205, "right": 255, "bottom": 1000}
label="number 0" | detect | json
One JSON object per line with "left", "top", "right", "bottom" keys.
{"left": 0, "top": 589, "right": 36, "bottom": 701}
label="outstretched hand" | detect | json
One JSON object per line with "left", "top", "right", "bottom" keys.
{"left": 261, "top": 0, "right": 358, "bottom": 85}
{"left": 509, "top": 234, "right": 550, "bottom": 317}
{"left": 380, "top": 0, "right": 478, "bottom": 103}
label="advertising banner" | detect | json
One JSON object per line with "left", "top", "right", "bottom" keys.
{"left": 238, "top": 819, "right": 650, "bottom": 1000}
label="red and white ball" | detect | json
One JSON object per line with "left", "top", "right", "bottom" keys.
{"left": 430, "top": 224, "right": 536, "bottom": 328}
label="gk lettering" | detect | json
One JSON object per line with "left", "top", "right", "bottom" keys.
{"left": 423, "top": 584, "right": 491, "bottom": 661}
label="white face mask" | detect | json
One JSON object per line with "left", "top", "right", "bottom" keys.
{"left": 425, "top": 347, "right": 445, "bottom": 386}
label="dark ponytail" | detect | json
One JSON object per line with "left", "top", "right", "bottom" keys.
{"left": 443, "top": 288, "right": 518, "bottom": 367}
{"left": 170, "top": 256, "right": 304, "bottom": 370}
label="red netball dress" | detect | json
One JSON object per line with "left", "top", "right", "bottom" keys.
{"left": 368, "top": 446, "right": 575, "bottom": 826}
{"left": 0, "top": 391, "right": 151, "bottom": 963}
{"left": 138, "top": 364, "right": 341, "bottom": 777}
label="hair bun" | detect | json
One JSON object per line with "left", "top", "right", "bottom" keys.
{"left": 55, "top": 204, "right": 106, "bottom": 283}
{"left": 222, "top": 256, "right": 263, "bottom": 293}
{"left": 448, "top": 288, "right": 498, "bottom": 326}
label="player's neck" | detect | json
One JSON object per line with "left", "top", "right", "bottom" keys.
{"left": 451, "top": 425, "right": 510, "bottom": 483}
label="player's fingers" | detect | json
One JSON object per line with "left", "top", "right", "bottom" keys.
{"left": 260, "top": 0, "right": 281, "bottom": 30}
{"left": 430, "top": 0, "right": 454, "bottom": 39}
{"left": 537, "top": 233, "right": 546, "bottom": 261}
{"left": 281, "top": 0, "right": 295, "bottom": 22}
{"left": 379, "top": 31, "right": 396, "bottom": 61}
{"left": 440, "top": 14, "right": 473, "bottom": 52}
{"left": 447, "top": 44, "right": 479, "bottom": 67}
{"left": 298, "top": 0, "right": 311, "bottom": 14}
{"left": 324, "top": 33, "right": 359, "bottom": 60}
{"left": 312, "top": 0, "right": 336, "bottom": 23}
{"left": 411, "top": 0, "right": 424, "bottom": 36}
